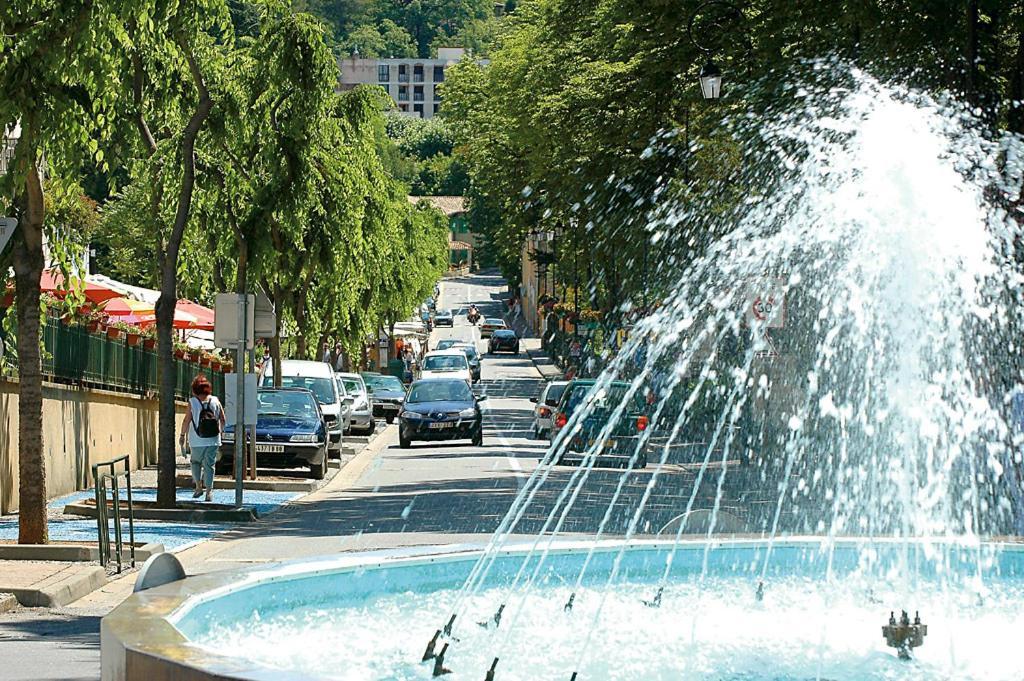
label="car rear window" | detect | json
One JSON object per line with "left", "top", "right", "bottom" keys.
{"left": 341, "top": 378, "right": 363, "bottom": 394}
{"left": 564, "top": 383, "right": 644, "bottom": 415}
{"left": 423, "top": 355, "right": 468, "bottom": 371}
{"left": 545, "top": 383, "right": 567, "bottom": 405}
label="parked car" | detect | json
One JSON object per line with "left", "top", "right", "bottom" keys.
{"left": 488, "top": 329, "right": 520, "bottom": 354}
{"left": 399, "top": 378, "right": 486, "bottom": 448}
{"left": 337, "top": 372, "right": 374, "bottom": 435}
{"left": 434, "top": 339, "right": 461, "bottom": 351}
{"left": 434, "top": 308, "right": 454, "bottom": 327}
{"left": 530, "top": 380, "right": 569, "bottom": 439}
{"left": 361, "top": 372, "right": 406, "bottom": 424}
{"left": 260, "top": 360, "right": 345, "bottom": 457}
{"left": 479, "top": 318, "right": 507, "bottom": 337}
{"left": 220, "top": 388, "right": 328, "bottom": 479}
{"left": 334, "top": 374, "right": 354, "bottom": 434}
{"left": 419, "top": 350, "right": 472, "bottom": 384}
{"left": 451, "top": 342, "right": 482, "bottom": 382}
{"left": 550, "top": 379, "right": 651, "bottom": 468}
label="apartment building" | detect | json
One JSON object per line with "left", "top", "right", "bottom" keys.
{"left": 337, "top": 47, "right": 471, "bottom": 119}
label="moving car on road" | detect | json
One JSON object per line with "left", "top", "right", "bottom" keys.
{"left": 488, "top": 328, "right": 520, "bottom": 354}
{"left": 479, "top": 318, "right": 507, "bottom": 337}
{"left": 220, "top": 388, "right": 329, "bottom": 479}
{"left": 399, "top": 378, "right": 486, "bottom": 448}
{"left": 434, "top": 308, "right": 454, "bottom": 327}
{"left": 451, "top": 342, "right": 482, "bottom": 382}
{"left": 260, "top": 360, "right": 345, "bottom": 457}
{"left": 419, "top": 350, "right": 473, "bottom": 384}
{"left": 361, "top": 372, "right": 406, "bottom": 424}
{"left": 550, "top": 379, "right": 651, "bottom": 468}
{"left": 530, "top": 380, "right": 569, "bottom": 439}
{"left": 337, "top": 372, "right": 374, "bottom": 435}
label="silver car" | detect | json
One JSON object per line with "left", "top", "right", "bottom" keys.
{"left": 337, "top": 372, "right": 375, "bottom": 435}
{"left": 530, "top": 380, "right": 569, "bottom": 439}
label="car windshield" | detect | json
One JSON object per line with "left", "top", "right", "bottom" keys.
{"left": 437, "top": 309, "right": 451, "bottom": 317}
{"left": 485, "top": 318, "right": 504, "bottom": 326}
{"left": 423, "top": 355, "right": 468, "bottom": 371}
{"left": 363, "top": 374, "right": 404, "bottom": 393}
{"left": 494, "top": 330, "right": 515, "bottom": 338}
{"left": 341, "top": 378, "right": 364, "bottom": 395}
{"left": 407, "top": 380, "right": 474, "bottom": 403}
{"left": 257, "top": 390, "right": 319, "bottom": 417}
{"left": 454, "top": 345, "right": 479, "bottom": 360}
{"left": 263, "top": 375, "right": 336, "bottom": 404}
{"left": 435, "top": 340, "right": 459, "bottom": 350}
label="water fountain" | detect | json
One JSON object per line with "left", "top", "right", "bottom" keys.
{"left": 102, "top": 69, "right": 1024, "bottom": 680}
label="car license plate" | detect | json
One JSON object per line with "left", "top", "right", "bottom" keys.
{"left": 256, "top": 444, "right": 285, "bottom": 453}
{"left": 429, "top": 422, "right": 454, "bottom": 429}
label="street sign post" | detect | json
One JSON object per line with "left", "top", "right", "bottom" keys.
{"left": 0, "top": 217, "right": 17, "bottom": 253}
{"left": 214, "top": 293, "right": 256, "bottom": 507}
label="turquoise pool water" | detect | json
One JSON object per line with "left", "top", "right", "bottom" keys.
{"left": 173, "top": 540, "right": 1024, "bottom": 680}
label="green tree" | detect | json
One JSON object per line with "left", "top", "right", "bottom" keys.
{"left": 339, "top": 19, "right": 417, "bottom": 57}
{"left": 0, "top": 0, "right": 140, "bottom": 543}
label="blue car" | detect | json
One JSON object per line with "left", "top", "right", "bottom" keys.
{"left": 219, "top": 388, "right": 329, "bottom": 479}
{"left": 399, "top": 378, "right": 487, "bottom": 448}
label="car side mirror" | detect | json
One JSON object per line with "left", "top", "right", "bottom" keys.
{"left": 476, "top": 394, "right": 488, "bottom": 402}
{"left": 529, "top": 397, "right": 537, "bottom": 403}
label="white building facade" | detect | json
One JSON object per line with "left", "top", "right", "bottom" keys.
{"left": 337, "top": 47, "right": 473, "bottom": 119}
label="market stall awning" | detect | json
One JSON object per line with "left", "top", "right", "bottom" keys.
{"left": 36, "top": 269, "right": 122, "bottom": 304}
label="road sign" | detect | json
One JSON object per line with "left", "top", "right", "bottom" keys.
{"left": 224, "top": 373, "right": 258, "bottom": 426}
{"left": 0, "top": 217, "right": 17, "bottom": 253}
{"left": 743, "top": 278, "right": 786, "bottom": 329}
{"left": 214, "top": 293, "right": 255, "bottom": 349}
{"left": 254, "top": 290, "right": 276, "bottom": 338}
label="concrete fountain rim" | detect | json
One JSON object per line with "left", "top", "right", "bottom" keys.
{"left": 100, "top": 535, "right": 1024, "bottom": 681}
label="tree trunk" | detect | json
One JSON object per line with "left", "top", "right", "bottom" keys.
{"left": 966, "top": 0, "right": 979, "bottom": 105}
{"left": 155, "top": 40, "right": 213, "bottom": 508}
{"left": 13, "top": 150, "right": 47, "bottom": 544}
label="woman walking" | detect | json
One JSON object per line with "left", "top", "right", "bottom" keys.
{"left": 179, "top": 374, "right": 225, "bottom": 502}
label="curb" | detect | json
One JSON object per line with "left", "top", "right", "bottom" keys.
{"left": 0, "top": 542, "right": 164, "bottom": 563}
{"left": 3, "top": 565, "right": 107, "bottom": 608}
{"left": 525, "top": 347, "right": 563, "bottom": 381}
{"left": 0, "top": 592, "right": 17, "bottom": 613}
{"left": 63, "top": 500, "right": 259, "bottom": 523}
{"left": 174, "top": 474, "right": 318, "bottom": 493}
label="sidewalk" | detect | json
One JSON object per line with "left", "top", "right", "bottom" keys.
{"left": 522, "top": 337, "right": 563, "bottom": 381}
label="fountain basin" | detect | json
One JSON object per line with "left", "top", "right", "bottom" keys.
{"left": 101, "top": 538, "right": 1024, "bottom": 680}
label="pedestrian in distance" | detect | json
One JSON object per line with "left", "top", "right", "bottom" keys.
{"left": 332, "top": 342, "right": 344, "bottom": 371}
{"left": 320, "top": 341, "right": 331, "bottom": 364}
{"left": 179, "top": 374, "right": 226, "bottom": 502}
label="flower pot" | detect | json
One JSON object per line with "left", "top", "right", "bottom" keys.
{"left": 143, "top": 338, "right": 157, "bottom": 351}
{"left": 210, "top": 362, "right": 222, "bottom": 372}
{"left": 86, "top": 321, "right": 104, "bottom": 334}
{"left": 106, "top": 327, "right": 124, "bottom": 340}
{"left": 126, "top": 333, "right": 141, "bottom": 347}
{"left": 199, "top": 356, "right": 211, "bottom": 367}
{"left": 174, "top": 349, "right": 187, "bottom": 360}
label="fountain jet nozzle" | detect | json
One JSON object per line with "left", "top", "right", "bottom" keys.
{"left": 433, "top": 643, "right": 452, "bottom": 676}
{"left": 484, "top": 657, "right": 499, "bottom": 681}
{"left": 478, "top": 603, "right": 505, "bottom": 629}
{"left": 422, "top": 629, "right": 442, "bottom": 661}
{"left": 882, "top": 610, "right": 927, "bottom": 660}
{"left": 755, "top": 581, "right": 765, "bottom": 602}
{"left": 443, "top": 614, "right": 457, "bottom": 636}
{"left": 564, "top": 592, "right": 576, "bottom": 613}
{"left": 643, "top": 587, "right": 663, "bottom": 608}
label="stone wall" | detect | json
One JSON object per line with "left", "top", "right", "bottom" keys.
{"left": 0, "top": 379, "right": 186, "bottom": 514}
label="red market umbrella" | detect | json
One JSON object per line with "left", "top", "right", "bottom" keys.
{"left": 175, "top": 299, "right": 215, "bottom": 330}
{"left": 38, "top": 270, "right": 121, "bottom": 304}
{"left": 99, "top": 297, "right": 156, "bottom": 325}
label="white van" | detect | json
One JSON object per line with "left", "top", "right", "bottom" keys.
{"left": 419, "top": 350, "right": 472, "bottom": 384}
{"left": 260, "top": 360, "right": 346, "bottom": 456}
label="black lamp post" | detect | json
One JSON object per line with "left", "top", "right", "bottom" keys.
{"left": 687, "top": 0, "right": 744, "bottom": 99}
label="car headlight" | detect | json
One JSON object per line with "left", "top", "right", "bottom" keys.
{"left": 458, "top": 408, "right": 476, "bottom": 418}
{"left": 290, "top": 433, "right": 318, "bottom": 443}
{"left": 222, "top": 431, "right": 235, "bottom": 442}
{"left": 401, "top": 410, "right": 422, "bottom": 420}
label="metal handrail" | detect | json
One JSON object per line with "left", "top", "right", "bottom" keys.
{"left": 92, "top": 455, "right": 135, "bottom": 573}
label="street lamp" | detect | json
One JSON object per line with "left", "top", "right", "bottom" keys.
{"left": 699, "top": 60, "right": 723, "bottom": 100}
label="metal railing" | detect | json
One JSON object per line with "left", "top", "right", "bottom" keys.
{"left": 93, "top": 455, "right": 135, "bottom": 573}
{"left": 35, "top": 319, "right": 225, "bottom": 400}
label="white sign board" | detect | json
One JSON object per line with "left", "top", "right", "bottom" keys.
{"left": 254, "top": 290, "right": 276, "bottom": 339}
{"left": 214, "top": 293, "right": 255, "bottom": 349}
{"left": 0, "top": 217, "right": 17, "bottom": 253}
{"left": 224, "top": 373, "right": 258, "bottom": 426}
{"left": 743, "top": 278, "right": 786, "bottom": 329}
